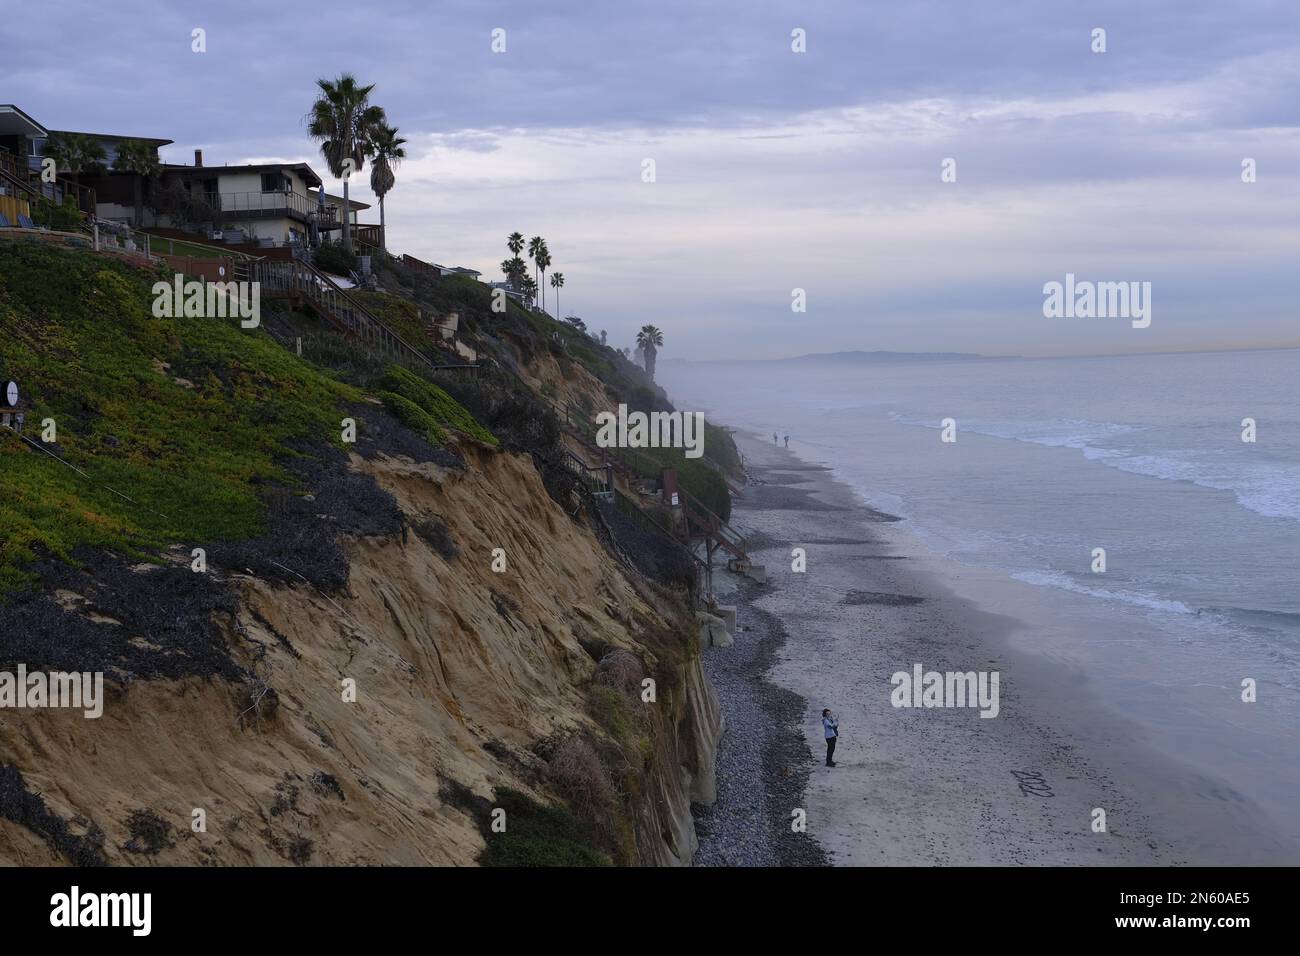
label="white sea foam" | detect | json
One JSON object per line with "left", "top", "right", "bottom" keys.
{"left": 889, "top": 413, "right": 1300, "bottom": 522}
{"left": 1010, "top": 569, "right": 1196, "bottom": 616}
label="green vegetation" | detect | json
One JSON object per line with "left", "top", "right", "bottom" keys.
{"left": 40, "top": 133, "right": 106, "bottom": 188}
{"left": 147, "top": 235, "right": 248, "bottom": 260}
{"left": 589, "top": 684, "right": 636, "bottom": 747}
{"left": 29, "top": 197, "right": 84, "bottom": 232}
{"left": 635, "top": 324, "right": 664, "bottom": 380}
{"left": 376, "top": 391, "right": 446, "bottom": 445}
{"left": 632, "top": 444, "right": 732, "bottom": 522}
{"left": 350, "top": 291, "right": 427, "bottom": 345}
{"left": 0, "top": 242, "right": 359, "bottom": 597}
{"left": 368, "top": 124, "right": 406, "bottom": 256}
{"left": 312, "top": 239, "right": 358, "bottom": 276}
{"left": 555, "top": 399, "right": 733, "bottom": 521}
{"left": 308, "top": 73, "right": 386, "bottom": 255}
{"left": 377, "top": 365, "right": 497, "bottom": 445}
{"left": 477, "top": 788, "right": 611, "bottom": 867}
{"left": 703, "top": 421, "right": 742, "bottom": 477}
{"left": 111, "top": 139, "right": 161, "bottom": 228}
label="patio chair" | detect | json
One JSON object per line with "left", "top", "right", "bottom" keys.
{"left": 17, "top": 214, "right": 38, "bottom": 229}
{"left": 0, "top": 213, "right": 11, "bottom": 228}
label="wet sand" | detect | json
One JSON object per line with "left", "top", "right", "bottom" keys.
{"left": 700, "top": 431, "right": 1296, "bottom": 866}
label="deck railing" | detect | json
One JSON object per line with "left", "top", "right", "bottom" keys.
{"left": 0, "top": 150, "right": 97, "bottom": 218}
{"left": 204, "top": 190, "right": 338, "bottom": 225}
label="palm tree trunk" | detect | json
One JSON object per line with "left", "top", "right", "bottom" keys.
{"left": 342, "top": 178, "right": 352, "bottom": 253}
{"left": 379, "top": 195, "right": 386, "bottom": 255}
{"left": 133, "top": 177, "right": 143, "bottom": 228}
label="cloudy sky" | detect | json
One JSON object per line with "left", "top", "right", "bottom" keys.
{"left": 9, "top": 0, "right": 1299, "bottom": 358}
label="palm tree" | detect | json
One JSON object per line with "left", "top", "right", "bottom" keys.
{"left": 111, "top": 139, "right": 161, "bottom": 227}
{"left": 536, "top": 243, "right": 552, "bottom": 312}
{"left": 42, "top": 133, "right": 106, "bottom": 189}
{"left": 507, "top": 231, "right": 524, "bottom": 257}
{"left": 501, "top": 256, "right": 528, "bottom": 294}
{"left": 636, "top": 325, "right": 664, "bottom": 380}
{"left": 550, "top": 271, "right": 564, "bottom": 321}
{"left": 520, "top": 275, "right": 538, "bottom": 308}
{"left": 308, "top": 74, "right": 386, "bottom": 253}
{"left": 368, "top": 123, "right": 406, "bottom": 256}
{"left": 527, "top": 235, "right": 543, "bottom": 288}
{"left": 526, "top": 236, "right": 546, "bottom": 307}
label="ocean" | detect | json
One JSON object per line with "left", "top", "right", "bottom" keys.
{"left": 659, "top": 348, "right": 1300, "bottom": 844}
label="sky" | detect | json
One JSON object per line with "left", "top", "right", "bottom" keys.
{"left": 7, "top": 0, "right": 1299, "bottom": 359}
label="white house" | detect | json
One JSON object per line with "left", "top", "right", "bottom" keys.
{"left": 148, "top": 156, "right": 334, "bottom": 246}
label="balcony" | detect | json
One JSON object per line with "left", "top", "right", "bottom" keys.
{"left": 0, "top": 147, "right": 97, "bottom": 216}
{"left": 353, "top": 223, "right": 382, "bottom": 251}
{"left": 203, "top": 190, "right": 338, "bottom": 227}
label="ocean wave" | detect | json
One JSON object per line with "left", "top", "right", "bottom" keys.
{"left": 1011, "top": 569, "right": 1197, "bottom": 615}
{"left": 1102, "top": 454, "right": 1300, "bottom": 522}
{"left": 889, "top": 413, "right": 1300, "bottom": 522}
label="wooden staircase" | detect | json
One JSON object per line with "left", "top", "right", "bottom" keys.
{"left": 0, "top": 150, "right": 96, "bottom": 223}
{"left": 234, "top": 257, "right": 438, "bottom": 371}
{"left": 542, "top": 396, "right": 752, "bottom": 572}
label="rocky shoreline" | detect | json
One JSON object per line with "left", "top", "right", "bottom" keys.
{"left": 691, "top": 583, "right": 828, "bottom": 866}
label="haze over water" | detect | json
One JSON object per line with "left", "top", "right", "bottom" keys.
{"left": 661, "top": 347, "right": 1300, "bottom": 847}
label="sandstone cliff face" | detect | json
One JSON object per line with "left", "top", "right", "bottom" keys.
{"left": 0, "top": 443, "right": 721, "bottom": 866}
{"left": 635, "top": 654, "right": 723, "bottom": 866}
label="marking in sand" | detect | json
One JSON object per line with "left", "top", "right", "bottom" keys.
{"left": 1011, "top": 769, "right": 1055, "bottom": 798}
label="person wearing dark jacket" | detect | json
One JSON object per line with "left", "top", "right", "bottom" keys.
{"left": 821, "top": 708, "right": 839, "bottom": 767}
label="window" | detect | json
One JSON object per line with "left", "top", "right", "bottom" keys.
{"left": 261, "top": 172, "right": 288, "bottom": 193}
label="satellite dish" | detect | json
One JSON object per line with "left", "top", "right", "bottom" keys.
{"left": 4, "top": 381, "right": 16, "bottom": 407}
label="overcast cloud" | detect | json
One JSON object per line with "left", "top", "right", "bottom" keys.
{"left": 7, "top": 0, "right": 1299, "bottom": 357}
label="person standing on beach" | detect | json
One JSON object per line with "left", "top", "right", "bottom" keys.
{"left": 773, "top": 432, "right": 778, "bottom": 444}
{"left": 784, "top": 434, "right": 789, "bottom": 448}
{"left": 822, "top": 708, "right": 838, "bottom": 767}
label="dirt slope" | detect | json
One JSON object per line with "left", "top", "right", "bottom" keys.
{"left": 0, "top": 442, "right": 720, "bottom": 866}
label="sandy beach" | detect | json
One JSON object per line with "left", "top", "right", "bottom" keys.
{"left": 695, "top": 431, "right": 1299, "bottom": 866}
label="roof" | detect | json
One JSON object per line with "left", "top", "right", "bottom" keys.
{"left": 160, "top": 161, "right": 324, "bottom": 189}
{"left": 308, "top": 189, "right": 370, "bottom": 211}
{"left": 0, "top": 104, "right": 49, "bottom": 138}
{"left": 50, "top": 129, "right": 173, "bottom": 147}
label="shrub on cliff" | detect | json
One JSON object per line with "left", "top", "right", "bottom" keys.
{"left": 441, "top": 782, "right": 611, "bottom": 867}
{"left": 312, "top": 239, "right": 357, "bottom": 276}
{"left": 377, "top": 365, "right": 497, "bottom": 445}
{"left": 377, "top": 390, "right": 447, "bottom": 445}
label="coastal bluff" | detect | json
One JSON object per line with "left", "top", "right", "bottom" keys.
{"left": 0, "top": 241, "right": 728, "bottom": 866}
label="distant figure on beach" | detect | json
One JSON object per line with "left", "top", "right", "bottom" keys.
{"left": 822, "top": 708, "right": 838, "bottom": 767}
{"left": 784, "top": 434, "right": 789, "bottom": 448}
{"left": 773, "top": 432, "right": 778, "bottom": 444}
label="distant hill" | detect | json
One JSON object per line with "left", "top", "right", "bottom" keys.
{"left": 665, "top": 350, "right": 1021, "bottom": 365}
